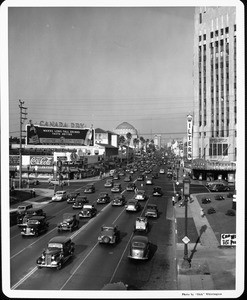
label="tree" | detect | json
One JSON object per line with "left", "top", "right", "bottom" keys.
{"left": 118, "top": 135, "right": 126, "bottom": 163}
{"left": 139, "top": 136, "right": 145, "bottom": 151}
{"left": 133, "top": 138, "right": 139, "bottom": 151}
{"left": 126, "top": 132, "right": 132, "bottom": 164}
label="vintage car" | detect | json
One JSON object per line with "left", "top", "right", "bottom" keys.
{"left": 104, "top": 179, "right": 113, "bottom": 188}
{"left": 124, "top": 175, "right": 132, "bottom": 182}
{"left": 137, "top": 174, "right": 145, "bottom": 181}
{"left": 98, "top": 225, "right": 120, "bottom": 244}
{"left": 72, "top": 196, "right": 88, "bottom": 209}
{"left": 134, "top": 190, "right": 147, "bottom": 201}
{"left": 111, "top": 194, "right": 126, "bottom": 206}
{"left": 201, "top": 197, "right": 212, "bottom": 204}
{"left": 113, "top": 172, "right": 120, "bottom": 180}
{"left": 36, "top": 236, "right": 75, "bottom": 270}
{"left": 134, "top": 217, "right": 149, "bottom": 233}
{"left": 145, "top": 169, "right": 152, "bottom": 174}
{"left": 145, "top": 177, "right": 153, "bottom": 185}
{"left": 128, "top": 235, "right": 150, "bottom": 260}
{"left": 57, "top": 213, "right": 79, "bottom": 232}
{"left": 52, "top": 190, "right": 68, "bottom": 202}
{"left": 21, "top": 216, "right": 49, "bottom": 237}
{"left": 125, "top": 199, "right": 141, "bottom": 212}
{"left": 17, "top": 208, "right": 46, "bottom": 227}
{"left": 214, "top": 195, "right": 225, "bottom": 201}
{"left": 111, "top": 183, "right": 122, "bottom": 193}
{"left": 118, "top": 169, "right": 125, "bottom": 176}
{"left": 151, "top": 172, "right": 159, "bottom": 179}
{"left": 144, "top": 204, "right": 158, "bottom": 218}
{"left": 17, "top": 203, "right": 33, "bottom": 214}
{"left": 153, "top": 186, "right": 163, "bottom": 196}
{"left": 126, "top": 182, "right": 136, "bottom": 191}
{"left": 67, "top": 192, "right": 80, "bottom": 204}
{"left": 79, "top": 204, "right": 97, "bottom": 218}
{"left": 97, "top": 192, "right": 111, "bottom": 204}
{"left": 159, "top": 168, "right": 165, "bottom": 174}
{"left": 84, "top": 183, "right": 95, "bottom": 194}
{"left": 209, "top": 184, "right": 230, "bottom": 192}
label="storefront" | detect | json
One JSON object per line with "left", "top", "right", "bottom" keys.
{"left": 191, "top": 158, "right": 236, "bottom": 184}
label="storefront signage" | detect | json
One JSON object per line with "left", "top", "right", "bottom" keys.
{"left": 187, "top": 114, "right": 193, "bottom": 160}
{"left": 210, "top": 138, "right": 229, "bottom": 143}
{"left": 26, "top": 124, "right": 94, "bottom": 146}
{"left": 30, "top": 156, "right": 54, "bottom": 166}
{"left": 220, "top": 234, "right": 236, "bottom": 246}
{"left": 39, "top": 121, "right": 86, "bottom": 129}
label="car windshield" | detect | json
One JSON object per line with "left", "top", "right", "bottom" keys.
{"left": 48, "top": 243, "right": 63, "bottom": 250}
{"left": 69, "top": 193, "right": 78, "bottom": 197}
{"left": 56, "top": 191, "right": 64, "bottom": 195}
{"left": 99, "top": 193, "right": 107, "bottom": 197}
{"left": 102, "top": 227, "right": 114, "bottom": 232}
{"left": 147, "top": 205, "right": 156, "bottom": 210}
{"left": 132, "top": 242, "right": 145, "bottom": 248}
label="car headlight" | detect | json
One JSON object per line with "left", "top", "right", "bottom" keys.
{"left": 41, "top": 254, "right": 45, "bottom": 259}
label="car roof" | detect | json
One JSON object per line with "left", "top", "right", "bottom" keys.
{"left": 49, "top": 236, "right": 71, "bottom": 244}
{"left": 28, "top": 215, "right": 46, "bottom": 220}
{"left": 132, "top": 235, "right": 149, "bottom": 242}
{"left": 147, "top": 203, "right": 157, "bottom": 207}
{"left": 26, "top": 208, "right": 43, "bottom": 212}
{"left": 154, "top": 186, "right": 162, "bottom": 189}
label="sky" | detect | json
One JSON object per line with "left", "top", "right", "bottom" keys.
{"left": 7, "top": 5, "right": 195, "bottom": 140}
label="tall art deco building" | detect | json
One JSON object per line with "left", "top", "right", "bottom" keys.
{"left": 193, "top": 7, "right": 236, "bottom": 162}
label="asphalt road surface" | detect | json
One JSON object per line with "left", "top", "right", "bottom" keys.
{"left": 10, "top": 166, "right": 210, "bottom": 291}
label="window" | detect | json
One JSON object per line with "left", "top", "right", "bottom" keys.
{"left": 210, "top": 31, "right": 214, "bottom": 38}
{"left": 199, "top": 13, "right": 202, "bottom": 24}
{"left": 215, "top": 30, "right": 219, "bottom": 37}
{"left": 203, "top": 34, "right": 206, "bottom": 40}
{"left": 223, "top": 144, "right": 228, "bottom": 156}
{"left": 218, "top": 144, "right": 222, "bottom": 155}
{"left": 234, "top": 24, "right": 236, "bottom": 31}
{"left": 220, "top": 28, "right": 224, "bottom": 35}
{"left": 199, "top": 35, "right": 202, "bottom": 42}
{"left": 225, "top": 27, "right": 229, "bottom": 34}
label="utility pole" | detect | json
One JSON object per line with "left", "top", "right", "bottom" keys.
{"left": 19, "top": 100, "right": 28, "bottom": 188}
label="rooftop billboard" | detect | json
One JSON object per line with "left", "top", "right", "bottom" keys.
{"left": 26, "top": 124, "right": 94, "bottom": 146}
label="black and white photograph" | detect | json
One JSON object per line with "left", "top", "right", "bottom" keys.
{"left": 0, "top": 0, "right": 245, "bottom": 298}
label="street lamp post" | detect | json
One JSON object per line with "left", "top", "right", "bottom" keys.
{"left": 182, "top": 177, "right": 191, "bottom": 269}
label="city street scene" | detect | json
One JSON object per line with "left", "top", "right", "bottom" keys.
{"left": 1, "top": 1, "right": 245, "bottom": 299}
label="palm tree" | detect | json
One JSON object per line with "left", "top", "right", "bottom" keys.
{"left": 146, "top": 139, "right": 150, "bottom": 152}
{"left": 139, "top": 136, "right": 145, "bottom": 151}
{"left": 126, "top": 132, "right": 132, "bottom": 164}
{"left": 118, "top": 135, "right": 126, "bottom": 163}
{"left": 133, "top": 138, "right": 139, "bottom": 152}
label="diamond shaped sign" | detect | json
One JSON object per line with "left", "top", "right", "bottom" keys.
{"left": 182, "top": 236, "right": 190, "bottom": 244}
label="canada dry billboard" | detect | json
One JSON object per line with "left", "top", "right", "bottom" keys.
{"left": 26, "top": 124, "right": 94, "bottom": 146}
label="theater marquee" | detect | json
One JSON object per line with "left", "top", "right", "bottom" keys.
{"left": 187, "top": 114, "right": 193, "bottom": 160}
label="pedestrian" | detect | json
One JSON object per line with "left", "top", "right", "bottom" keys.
{"left": 172, "top": 196, "right": 176, "bottom": 206}
{"left": 200, "top": 208, "right": 205, "bottom": 217}
{"left": 32, "top": 188, "right": 36, "bottom": 198}
{"left": 134, "top": 187, "right": 138, "bottom": 194}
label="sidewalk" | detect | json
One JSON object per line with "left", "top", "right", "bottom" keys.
{"left": 175, "top": 193, "right": 236, "bottom": 290}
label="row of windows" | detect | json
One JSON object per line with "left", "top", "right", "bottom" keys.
{"left": 198, "top": 24, "right": 236, "bottom": 42}
{"left": 209, "top": 143, "right": 228, "bottom": 156}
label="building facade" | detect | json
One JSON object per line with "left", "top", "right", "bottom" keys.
{"left": 193, "top": 7, "right": 237, "bottom": 162}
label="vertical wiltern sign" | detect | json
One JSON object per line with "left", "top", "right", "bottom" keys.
{"left": 187, "top": 114, "right": 193, "bottom": 160}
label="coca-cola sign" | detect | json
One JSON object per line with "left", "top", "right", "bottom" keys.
{"left": 30, "top": 156, "right": 54, "bottom": 166}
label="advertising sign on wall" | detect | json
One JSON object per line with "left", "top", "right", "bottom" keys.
{"left": 187, "top": 114, "right": 193, "bottom": 160}
{"left": 26, "top": 124, "right": 94, "bottom": 146}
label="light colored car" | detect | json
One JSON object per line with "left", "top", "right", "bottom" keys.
{"left": 104, "top": 179, "right": 113, "bottom": 188}
{"left": 52, "top": 190, "right": 67, "bottom": 202}
{"left": 159, "top": 169, "right": 165, "bottom": 174}
{"left": 128, "top": 235, "right": 150, "bottom": 260}
{"left": 134, "top": 217, "right": 149, "bottom": 233}
{"left": 145, "top": 177, "right": 153, "bottom": 185}
{"left": 111, "top": 183, "right": 122, "bottom": 193}
{"left": 125, "top": 199, "right": 141, "bottom": 212}
{"left": 79, "top": 204, "right": 97, "bottom": 218}
{"left": 134, "top": 190, "right": 147, "bottom": 201}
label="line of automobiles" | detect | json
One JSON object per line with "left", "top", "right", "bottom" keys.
{"left": 18, "top": 160, "right": 167, "bottom": 269}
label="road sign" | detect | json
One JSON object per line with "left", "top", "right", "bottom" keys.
{"left": 182, "top": 236, "right": 190, "bottom": 244}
